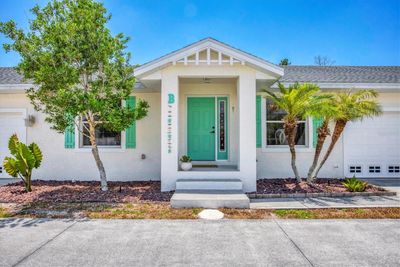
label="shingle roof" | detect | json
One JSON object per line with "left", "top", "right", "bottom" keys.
{"left": 280, "top": 66, "right": 400, "bottom": 83}
{"left": 0, "top": 67, "right": 28, "bottom": 84}
{"left": 1, "top": 65, "right": 400, "bottom": 85}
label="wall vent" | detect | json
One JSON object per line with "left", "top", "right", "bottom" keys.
{"left": 388, "top": 165, "right": 400, "bottom": 173}
{"left": 349, "top": 166, "right": 362, "bottom": 173}
{"left": 369, "top": 166, "right": 381, "bottom": 173}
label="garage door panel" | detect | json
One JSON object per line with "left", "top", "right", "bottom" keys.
{"left": 344, "top": 112, "right": 400, "bottom": 178}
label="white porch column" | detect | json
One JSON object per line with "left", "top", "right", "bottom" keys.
{"left": 237, "top": 72, "right": 257, "bottom": 192}
{"left": 160, "top": 71, "right": 179, "bottom": 191}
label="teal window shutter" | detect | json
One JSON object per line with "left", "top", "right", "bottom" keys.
{"left": 256, "top": 95, "right": 262, "bottom": 148}
{"left": 312, "top": 117, "right": 323, "bottom": 148}
{"left": 64, "top": 124, "right": 75, "bottom": 149}
{"left": 126, "top": 96, "right": 136, "bottom": 148}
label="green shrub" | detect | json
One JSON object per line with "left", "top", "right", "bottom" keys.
{"left": 3, "top": 134, "right": 43, "bottom": 192}
{"left": 342, "top": 176, "right": 368, "bottom": 192}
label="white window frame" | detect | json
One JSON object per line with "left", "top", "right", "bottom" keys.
{"left": 73, "top": 100, "right": 129, "bottom": 152}
{"left": 79, "top": 120, "right": 123, "bottom": 149}
{"left": 74, "top": 123, "right": 126, "bottom": 152}
{"left": 261, "top": 97, "right": 313, "bottom": 153}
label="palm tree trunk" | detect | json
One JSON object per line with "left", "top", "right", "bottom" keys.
{"left": 89, "top": 122, "right": 108, "bottom": 191}
{"left": 313, "top": 120, "right": 347, "bottom": 179}
{"left": 307, "top": 120, "right": 330, "bottom": 182}
{"left": 284, "top": 121, "right": 301, "bottom": 182}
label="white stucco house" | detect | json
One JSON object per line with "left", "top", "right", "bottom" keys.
{"left": 0, "top": 38, "right": 399, "bottom": 196}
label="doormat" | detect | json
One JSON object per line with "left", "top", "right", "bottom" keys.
{"left": 192, "top": 164, "right": 218, "bottom": 168}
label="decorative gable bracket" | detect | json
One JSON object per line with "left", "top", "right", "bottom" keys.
{"left": 172, "top": 47, "right": 245, "bottom": 66}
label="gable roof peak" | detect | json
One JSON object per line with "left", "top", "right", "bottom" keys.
{"left": 135, "top": 37, "right": 284, "bottom": 78}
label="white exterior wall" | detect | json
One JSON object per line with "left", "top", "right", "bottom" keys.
{"left": 0, "top": 92, "right": 162, "bottom": 181}
{"left": 256, "top": 92, "right": 400, "bottom": 179}
{"left": 1, "top": 84, "right": 398, "bottom": 184}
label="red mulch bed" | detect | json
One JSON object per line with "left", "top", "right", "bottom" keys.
{"left": 256, "top": 178, "right": 385, "bottom": 194}
{"left": 0, "top": 180, "right": 173, "bottom": 204}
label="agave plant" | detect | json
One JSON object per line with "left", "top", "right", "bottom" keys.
{"left": 3, "top": 134, "right": 43, "bottom": 192}
{"left": 342, "top": 176, "right": 368, "bottom": 192}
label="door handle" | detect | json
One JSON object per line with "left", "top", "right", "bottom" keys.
{"left": 210, "top": 130, "right": 215, "bottom": 134}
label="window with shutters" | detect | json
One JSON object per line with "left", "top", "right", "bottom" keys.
{"left": 265, "top": 98, "right": 308, "bottom": 147}
{"left": 80, "top": 115, "right": 121, "bottom": 148}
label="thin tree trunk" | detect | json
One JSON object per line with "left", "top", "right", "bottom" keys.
{"left": 313, "top": 120, "right": 347, "bottom": 179}
{"left": 89, "top": 122, "right": 108, "bottom": 191}
{"left": 284, "top": 121, "right": 301, "bottom": 182}
{"left": 307, "top": 120, "right": 330, "bottom": 182}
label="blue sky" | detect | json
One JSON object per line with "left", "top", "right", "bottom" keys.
{"left": 0, "top": 0, "right": 399, "bottom": 66}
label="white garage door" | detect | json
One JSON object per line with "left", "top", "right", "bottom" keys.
{"left": 0, "top": 110, "right": 26, "bottom": 178}
{"left": 344, "top": 112, "right": 400, "bottom": 178}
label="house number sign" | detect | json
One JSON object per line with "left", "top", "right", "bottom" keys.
{"left": 219, "top": 100, "right": 226, "bottom": 151}
{"left": 167, "top": 93, "right": 175, "bottom": 154}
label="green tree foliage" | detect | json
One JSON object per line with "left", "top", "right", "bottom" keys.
{"left": 3, "top": 134, "right": 43, "bottom": 192}
{"left": 313, "top": 90, "right": 382, "bottom": 178}
{"left": 265, "top": 83, "right": 328, "bottom": 182}
{"left": 279, "top": 58, "right": 291, "bottom": 66}
{"left": 0, "top": 0, "right": 149, "bottom": 191}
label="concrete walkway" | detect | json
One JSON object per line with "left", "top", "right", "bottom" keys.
{"left": 1, "top": 219, "right": 399, "bottom": 267}
{"left": 251, "top": 195, "right": 400, "bottom": 209}
{"left": 362, "top": 177, "right": 400, "bottom": 195}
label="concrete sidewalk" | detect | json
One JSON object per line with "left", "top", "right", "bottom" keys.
{"left": 0, "top": 219, "right": 399, "bottom": 267}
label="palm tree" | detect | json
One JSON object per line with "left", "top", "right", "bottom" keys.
{"left": 265, "top": 82, "right": 323, "bottom": 182}
{"left": 313, "top": 90, "right": 382, "bottom": 179}
{"left": 306, "top": 95, "right": 337, "bottom": 182}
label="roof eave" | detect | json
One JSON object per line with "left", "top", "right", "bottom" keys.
{"left": 0, "top": 83, "right": 34, "bottom": 93}
{"left": 271, "top": 82, "right": 400, "bottom": 90}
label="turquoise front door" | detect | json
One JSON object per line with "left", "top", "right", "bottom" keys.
{"left": 187, "top": 97, "right": 216, "bottom": 161}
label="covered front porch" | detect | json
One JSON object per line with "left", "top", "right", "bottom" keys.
{"left": 135, "top": 38, "right": 283, "bottom": 195}
{"left": 178, "top": 77, "right": 239, "bottom": 169}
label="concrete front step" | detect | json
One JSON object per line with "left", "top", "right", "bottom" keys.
{"left": 175, "top": 178, "right": 243, "bottom": 191}
{"left": 171, "top": 190, "right": 250, "bottom": 209}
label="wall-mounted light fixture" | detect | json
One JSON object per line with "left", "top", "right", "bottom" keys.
{"left": 24, "top": 115, "right": 35, "bottom": 127}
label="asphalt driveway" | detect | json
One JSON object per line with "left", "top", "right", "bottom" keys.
{"left": 0, "top": 219, "right": 399, "bottom": 267}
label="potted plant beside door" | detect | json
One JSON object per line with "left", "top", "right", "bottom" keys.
{"left": 180, "top": 155, "right": 192, "bottom": 171}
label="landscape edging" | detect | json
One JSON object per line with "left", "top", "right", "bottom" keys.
{"left": 247, "top": 191, "right": 396, "bottom": 199}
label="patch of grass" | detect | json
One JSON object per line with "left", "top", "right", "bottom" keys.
{"left": 273, "top": 208, "right": 400, "bottom": 219}
{"left": 6, "top": 201, "right": 400, "bottom": 220}
{"left": 220, "top": 208, "right": 273, "bottom": 219}
{"left": 87, "top": 203, "right": 203, "bottom": 219}
{"left": 0, "top": 207, "right": 12, "bottom": 218}
{"left": 274, "top": 209, "right": 315, "bottom": 219}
